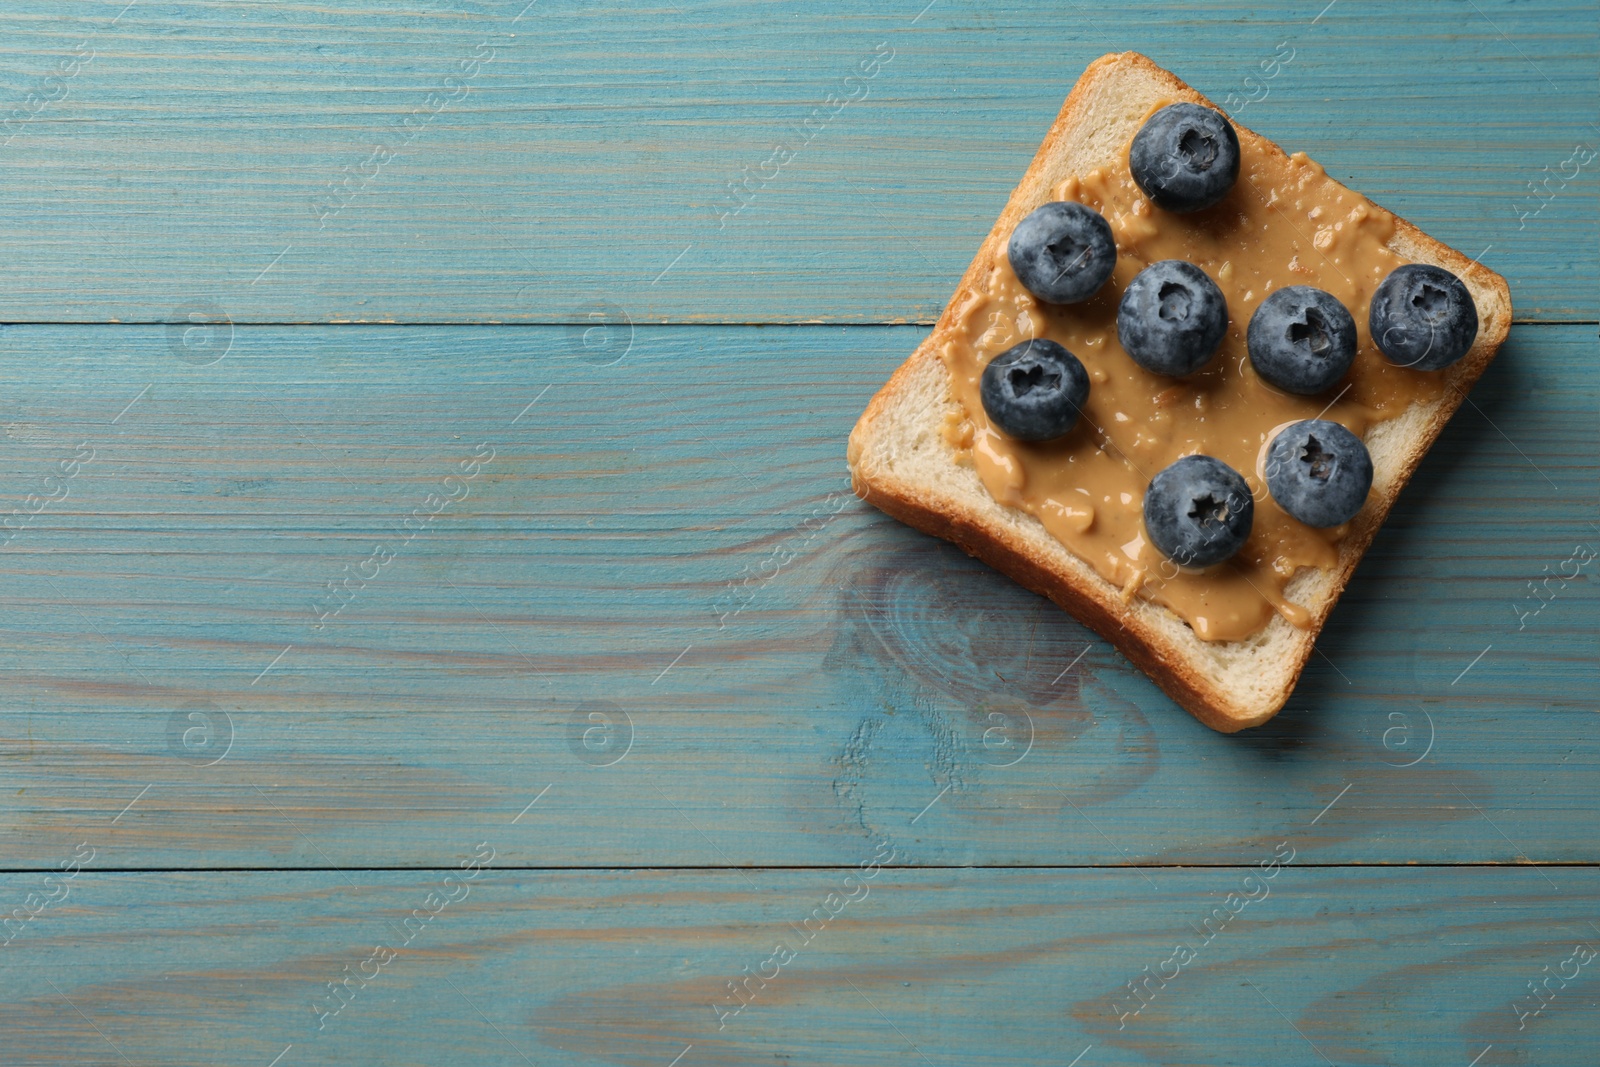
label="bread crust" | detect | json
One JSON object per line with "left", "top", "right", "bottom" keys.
{"left": 847, "top": 52, "right": 1512, "bottom": 732}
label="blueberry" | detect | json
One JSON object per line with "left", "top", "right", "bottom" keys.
{"left": 1128, "top": 103, "right": 1241, "bottom": 213}
{"left": 1369, "top": 263, "right": 1478, "bottom": 371}
{"left": 1142, "top": 455, "right": 1254, "bottom": 567}
{"left": 1116, "top": 259, "right": 1229, "bottom": 376}
{"left": 979, "top": 338, "right": 1090, "bottom": 443}
{"left": 1007, "top": 201, "right": 1117, "bottom": 305}
{"left": 1246, "top": 286, "right": 1357, "bottom": 395}
{"left": 1265, "top": 420, "right": 1373, "bottom": 528}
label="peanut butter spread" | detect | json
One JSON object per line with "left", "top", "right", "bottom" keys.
{"left": 939, "top": 102, "right": 1448, "bottom": 642}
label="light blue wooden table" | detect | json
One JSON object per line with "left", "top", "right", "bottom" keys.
{"left": 0, "top": 1, "right": 1595, "bottom": 1064}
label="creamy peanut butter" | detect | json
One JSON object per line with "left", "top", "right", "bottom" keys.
{"left": 939, "top": 101, "right": 1448, "bottom": 642}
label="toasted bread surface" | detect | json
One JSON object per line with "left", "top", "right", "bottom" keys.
{"left": 846, "top": 51, "right": 1512, "bottom": 732}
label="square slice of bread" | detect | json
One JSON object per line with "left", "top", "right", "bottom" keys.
{"left": 846, "top": 51, "right": 1512, "bottom": 733}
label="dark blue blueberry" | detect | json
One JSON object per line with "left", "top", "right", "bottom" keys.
{"left": 1265, "top": 420, "right": 1373, "bottom": 528}
{"left": 1369, "top": 263, "right": 1478, "bottom": 371}
{"left": 1142, "top": 455, "right": 1254, "bottom": 568}
{"left": 1116, "top": 259, "right": 1229, "bottom": 376}
{"left": 979, "top": 338, "right": 1090, "bottom": 443}
{"left": 1128, "top": 103, "right": 1241, "bottom": 213}
{"left": 1247, "top": 286, "right": 1357, "bottom": 395}
{"left": 1007, "top": 201, "right": 1117, "bottom": 305}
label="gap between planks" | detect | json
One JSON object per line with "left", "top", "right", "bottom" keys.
{"left": 0, "top": 862, "right": 1595, "bottom": 874}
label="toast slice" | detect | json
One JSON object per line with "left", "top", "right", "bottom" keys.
{"left": 846, "top": 52, "right": 1512, "bottom": 732}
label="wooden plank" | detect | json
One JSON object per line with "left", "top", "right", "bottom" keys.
{"left": 5, "top": 866, "right": 1597, "bottom": 1065}
{"left": 0, "top": 322, "right": 1591, "bottom": 868}
{"left": 0, "top": 0, "right": 1591, "bottom": 323}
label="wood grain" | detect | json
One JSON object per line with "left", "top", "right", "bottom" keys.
{"left": 0, "top": 0, "right": 1590, "bottom": 323}
{"left": 0, "top": 7, "right": 1595, "bottom": 1061}
{"left": 0, "top": 322, "right": 1590, "bottom": 868}
{"left": 5, "top": 866, "right": 1597, "bottom": 1066}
